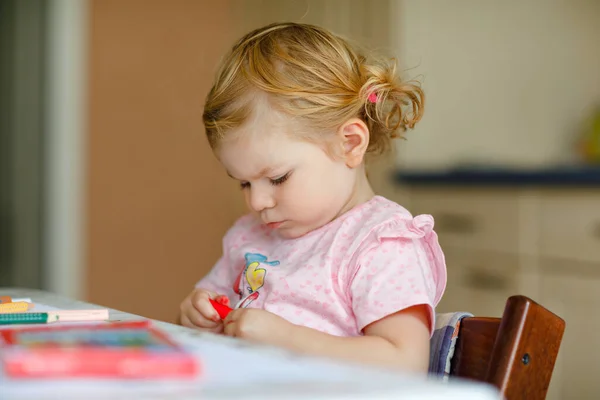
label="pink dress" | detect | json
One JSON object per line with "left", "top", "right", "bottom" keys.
{"left": 197, "top": 196, "right": 447, "bottom": 337}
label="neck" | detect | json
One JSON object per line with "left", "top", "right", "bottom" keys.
{"left": 336, "top": 165, "right": 375, "bottom": 218}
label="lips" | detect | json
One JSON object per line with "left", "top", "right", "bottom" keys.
{"left": 266, "top": 221, "right": 283, "bottom": 229}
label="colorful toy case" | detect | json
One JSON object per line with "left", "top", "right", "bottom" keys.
{"left": 0, "top": 320, "right": 199, "bottom": 379}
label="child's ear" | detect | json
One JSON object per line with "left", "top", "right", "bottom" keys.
{"left": 337, "top": 118, "right": 370, "bottom": 168}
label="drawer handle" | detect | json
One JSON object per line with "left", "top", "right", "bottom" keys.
{"left": 435, "top": 213, "right": 477, "bottom": 234}
{"left": 464, "top": 268, "right": 508, "bottom": 291}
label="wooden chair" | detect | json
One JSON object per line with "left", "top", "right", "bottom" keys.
{"left": 450, "top": 295, "right": 565, "bottom": 399}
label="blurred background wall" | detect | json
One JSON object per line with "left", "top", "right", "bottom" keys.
{"left": 397, "top": 1, "right": 600, "bottom": 169}
{"left": 85, "top": 0, "right": 244, "bottom": 327}
{"left": 1, "top": 1, "right": 599, "bottom": 397}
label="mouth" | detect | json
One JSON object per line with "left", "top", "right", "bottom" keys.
{"left": 266, "top": 221, "right": 283, "bottom": 229}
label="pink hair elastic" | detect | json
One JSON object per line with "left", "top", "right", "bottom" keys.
{"left": 368, "top": 89, "right": 378, "bottom": 104}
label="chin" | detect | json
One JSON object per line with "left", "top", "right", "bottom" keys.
{"left": 277, "top": 229, "right": 304, "bottom": 239}
{"left": 277, "top": 224, "right": 310, "bottom": 239}
{"left": 277, "top": 220, "right": 325, "bottom": 239}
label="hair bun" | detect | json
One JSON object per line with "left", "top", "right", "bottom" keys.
{"left": 360, "top": 59, "right": 424, "bottom": 154}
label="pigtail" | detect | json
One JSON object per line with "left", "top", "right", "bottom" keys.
{"left": 360, "top": 58, "right": 425, "bottom": 155}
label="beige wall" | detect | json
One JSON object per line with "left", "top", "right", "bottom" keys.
{"left": 395, "top": 0, "right": 600, "bottom": 170}
{"left": 86, "top": 0, "right": 245, "bottom": 322}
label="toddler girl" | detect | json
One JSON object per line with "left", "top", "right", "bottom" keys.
{"left": 179, "top": 22, "right": 446, "bottom": 373}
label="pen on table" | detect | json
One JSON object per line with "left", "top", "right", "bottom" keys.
{"left": 12, "top": 298, "right": 32, "bottom": 303}
{"left": 0, "top": 309, "right": 109, "bottom": 325}
{"left": 0, "top": 302, "right": 35, "bottom": 313}
{"left": 0, "top": 297, "right": 33, "bottom": 304}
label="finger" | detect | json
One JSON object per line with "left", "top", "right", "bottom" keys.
{"left": 223, "top": 307, "right": 239, "bottom": 324}
{"left": 191, "top": 291, "right": 220, "bottom": 322}
{"left": 184, "top": 308, "right": 221, "bottom": 329}
{"left": 182, "top": 313, "right": 223, "bottom": 333}
{"left": 223, "top": 318, "right": 237, "bottom": 337}
{"left": 209, "top": 322, "right": 224, "bottom": 334}
{"left": 202, "top": 319, "right": 224, "bottom": 334}
{"left": 180, "top": 314, "right": 195, "bottom": 329}
{"left": 223, "top": 309, "right": 241, "bottom": 337}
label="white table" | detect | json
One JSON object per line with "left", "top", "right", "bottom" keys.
{"left": 0, "top": 288, "right": 500, "bottom": 400}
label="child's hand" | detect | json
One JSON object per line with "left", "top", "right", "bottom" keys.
{"left": 179, "top": 288, "right": 227, "bottom": 333}
{"left": 223, "top": 308, "right": 293, "bottom": 344}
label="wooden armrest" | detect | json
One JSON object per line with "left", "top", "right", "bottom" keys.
{"left": 488, "top": 295, "right": 565, "bottom": 399}
{"left": 451, "top": 295, "right": 565, "bottom": 400}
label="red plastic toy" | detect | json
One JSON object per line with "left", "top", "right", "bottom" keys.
{"left": 209, "top": 299, "right": 233, "bottom": 319}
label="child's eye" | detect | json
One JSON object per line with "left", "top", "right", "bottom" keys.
{"left": 270, "top": 173, "right": 290, "bottom": 186}
{"left": 240, "top": 181, "right": 250, "bottom": 190}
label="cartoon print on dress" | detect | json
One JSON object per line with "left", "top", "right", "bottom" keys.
{"left": 233, "top": 253, "right": 280, "bottom": 308}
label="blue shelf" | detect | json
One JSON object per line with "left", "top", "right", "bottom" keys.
{"left": 395, "top": 166, "right": 600, "bottom": 187}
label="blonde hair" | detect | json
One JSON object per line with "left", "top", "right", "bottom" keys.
{"left": 203, "top": 22, "right": 424, "bottom": 155}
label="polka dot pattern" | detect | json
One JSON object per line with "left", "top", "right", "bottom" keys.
{"left": 197, "top": 196, "right": 447, "bottom": 336}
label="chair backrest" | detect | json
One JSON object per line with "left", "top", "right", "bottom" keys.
{"left": 450, "top": 295, "right": 565, "bottom": 400}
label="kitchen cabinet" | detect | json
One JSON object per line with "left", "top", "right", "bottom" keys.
{"left": 398, "top": 187, "right": 600, "bottom": 396}
{"left": 541, "top": 261, "right": 600, "bottom": 400}
{"left": 437, "top": 248, "right": 520, "bottom": 316}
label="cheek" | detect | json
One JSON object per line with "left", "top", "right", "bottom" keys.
{"left": 276, "top": 177, "right": 314, "bottom": 210}
{"left": 278, "top": 168, "right": 344, "bottom": 212}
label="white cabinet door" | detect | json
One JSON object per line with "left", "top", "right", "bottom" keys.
{"left": 539, "top": 191, "right": 600, "bottom": 264}
{"left": 436, "top": 248, "right": 521, "bottom": 318}
{"left": 541, "top": 265, "right": 600, "bottom": 400}
{"left": 409, "top": 188, "right": 520, "bottom": 254}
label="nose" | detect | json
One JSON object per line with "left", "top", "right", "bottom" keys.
{"left": 247, "top": 185, "right": 276, "bottom": 213}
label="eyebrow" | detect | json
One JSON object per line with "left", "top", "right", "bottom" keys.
{"left": 227, "top": 166, "right": 278, "bottom": 181}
